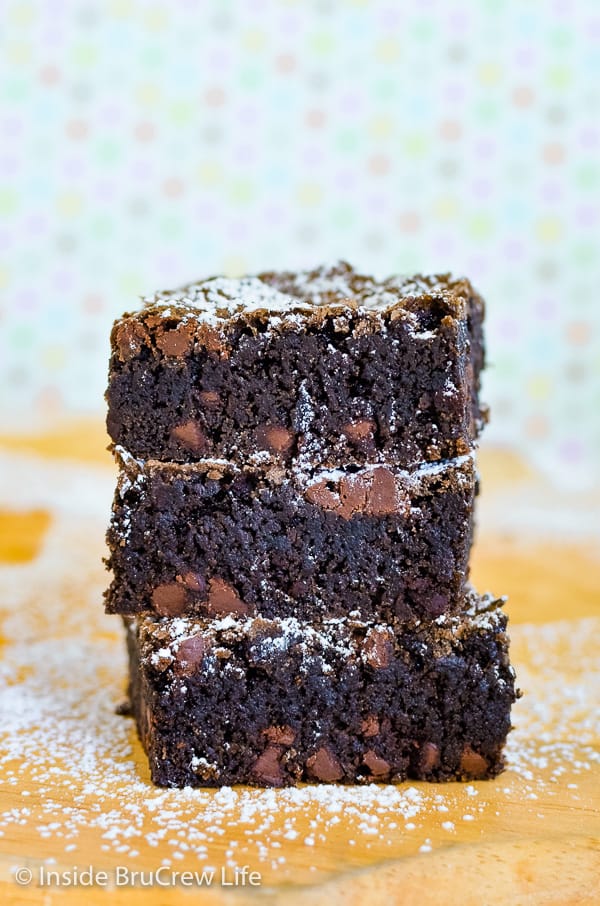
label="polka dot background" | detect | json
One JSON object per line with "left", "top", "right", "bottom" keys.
{"left": 0, "top": 0, "right": 599, "bottom": 488}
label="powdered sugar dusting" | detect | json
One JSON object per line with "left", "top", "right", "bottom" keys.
{"left": 0, "top": 454, "right": 598, "bottom": 884}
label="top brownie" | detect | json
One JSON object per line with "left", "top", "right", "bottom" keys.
{"left": 106, "top": 262, "right": 486, "bottom": 468}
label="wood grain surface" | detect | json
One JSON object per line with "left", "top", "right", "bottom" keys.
{"left": 0, "top": 421, "right": 598, "bottom": 905}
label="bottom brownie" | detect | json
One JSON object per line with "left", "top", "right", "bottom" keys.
{"left": 124, "top": 592, "right": 517, "bottom": 788}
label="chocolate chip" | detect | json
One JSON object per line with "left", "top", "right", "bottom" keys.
{"left": 363, "top": 750, "right": 391, "bottom": 777}
{"left": 342, "top": 419, "right": 376, "bottom": 442}
{"left": 181, "top": 571, "right": 206, "bottom": 595}
{"left": 304, "top": 479, "right": 340, "bottom": 511}
{"left": 363, "top": 627, "right": 394, "bottom": 669}
{"left": 207, "top": 578, "right": 249, "bottom": 616}
{"left": 306, "top": 746, "right": 344, "bottom": 782}
{"left": 365, "top": 466, "right": 403, "bottom": 516}
{"left": 419, "top": 742, "right": 441, "bottom": 773}
{"left": 460, "top": 745, "right": 489, "bottom": 778}
{"left": 156, "top": 325, "right": 193, "bottom": 356}
{"left": 256, "top": 424, "right": 295, "bottom": 455}
{"left": 152, "top": 582, "right": 188, "bottom": 616}
{"left": 338, "top": 474, "right": 368, "bottom": 518}
{"left": 251, "top": 745, "right": 284, "bottom": 786}
{"left": 361, "top": 715, "right": 380, "bottom": 737}
{"left": 263, "top": 725, "right": 296, "bottom": 746}
{"left": 171, "top": 421, "right": 206, "bottom": 454}
{"left": 198, "top": 390, "right": 220, "bottom": 409}
{"left": 175, "top": 634, "right": 206, "bottom": 674}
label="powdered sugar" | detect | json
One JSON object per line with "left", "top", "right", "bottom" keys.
{"left": 0, "top": 454, "right": 598, "bottom": 882}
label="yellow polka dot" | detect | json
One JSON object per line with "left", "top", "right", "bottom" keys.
{"left": 241, "top": 29, "right": 266, "bottom": 51}
{"left": 56, "top": 193, "right": 83, "bottom": 217}
{"left": 7, "top": 42, "right": 32, "bottom": 65}
{"left": 369, "top": 115, "right": 394, "bottom": 139}
{"left": 136, "top": 82, "right": 161, "bottom": 106}
{"left": 41, "top": 346, "right": 67, "bottom": 370}
{"left": 0, "top": 267, "right": 10, "bottom": 289}
{"left": 119, "top": 273, "right": 142, "bottom": 294}
{"left": 527, "top": 375, "right": 552, "bottom": 401}
{"left": 8, "top": 3, "right": 36, "bottom": 26}
{"left": 433, "top": 196, "right": 459, "bottom": 220}
{"left": 142, "top": 7, "right": 168, "bottom": 30}
{"left": 197, "top": 161, "right": 222, "bottom": 186}
{"left": 296, "top": 183, "right": 323, "bottom": 206}
{"left": 222, "top": 255, "right": 247, "bottom": 277}
{"left": 375, "top": 38, "right": 401, "bottom": 63}
{"left": 536, "top": 217, "right": 562, "bottom": 242}
{"left": 108, "top": 0, "right": 134, "bottom": 18}
{"left": 478, "top": 62, "right": 502, "bottom": 86}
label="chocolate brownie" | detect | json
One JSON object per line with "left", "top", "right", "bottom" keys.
{"left": 106, "top": 261, "right": 486, "bottom": 469}
{"left": 124, "top": 593, "right": 516, "bottom": 788}
{"left": 106, "top": 449, "right": 476, "bottom": 623}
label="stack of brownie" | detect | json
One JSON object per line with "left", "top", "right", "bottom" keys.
{"left": 104, "top": 261, "right": 517, "bottom": 787}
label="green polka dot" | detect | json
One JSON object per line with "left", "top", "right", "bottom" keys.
{"left": 474, "top": 98, "right": 499, "bottom": 122}
{"left": 402, "top": 133, "right": 427, "bottom": 156}
{"left": 546, "top": 65, "right": 572, "bottom": 89}
{"left": 331, "top": 205, "right": 356, "bottom": 229}
{"left": 90, "top": 215, "right": 113, "bottom": 239}
{"left": 94, "top": 139, "right": 121, "bottom": 165}
{"left": 169, "top": 100, "right": 194, "bottom": 125}
{"left": 411, "top": 19, "right": 435, "bottom": 41}
{"left": 159, "top": 214, "right": 184, "bottom": 238}
{"left": 70, "top": 44, "right": 98, "bottom": 67}
{"left": 0, "top": 189, "right": 18, "bottom": 216}
{"left": 336, "top": 129, "right": 359, "bottom": 153}
{"left": 11, "top": 324, "right": 35, "bottom": 348}
{"left": 467, "top": 212, "right": 494, "bottom": 240}
{"left": 573, "top": 241, "right": 595, "bottom": 266}
{"left": 575, "top": 163, "right": 598, "bottom": 191}
{"left": 239, "top": 67, "right": 262, "bottom": 89}
{"left": 229, "top": 179, "right": 254, "bottom": 204}
{"left": 308, "top": 32, "right": 335, "bottom": 55}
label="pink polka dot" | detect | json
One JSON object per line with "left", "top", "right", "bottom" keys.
{"left": 504, "top": 239, "right": 524, "bottom": 261}
{"left": 576, "top": 205, "right": 597, "bottom": 227}
{"left": 262, "top": 204, "right": 285, "bottom": 226}
{"left": 559, "top": 439, "right": 584, "bottom": 462}
{"left": 533, "top": 297, "right": 557, "bottom": 320}
{"left": 497, "top": 318, "right": 520, "bottom": 340}
{"left": 474, "top": 137, "right": 496, "bottom": 158}
{"left": 302, "top": 146, "right": 323, "bottom": 167}
{"left": 229, "top": 221, "right": 249, "bottom": 240}
{"left": 540, "top": 180, "right": 562, "bottom": 203}
{"left": 334, "top": 168, "right": 355, "bottom": 191}
{"left": 431, "top": 234, "right": 455, "bottom": 256}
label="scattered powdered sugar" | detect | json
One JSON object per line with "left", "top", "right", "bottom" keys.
{"left": 0, "top": 455, "right": 598, "bottom": 882}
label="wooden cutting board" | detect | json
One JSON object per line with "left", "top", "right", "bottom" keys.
{"left": 0, "top": 422, "right": 598, "bottom": 905}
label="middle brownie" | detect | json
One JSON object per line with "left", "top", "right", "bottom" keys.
{"left": 106, "top": 449, "right": 476, "bottom": 623}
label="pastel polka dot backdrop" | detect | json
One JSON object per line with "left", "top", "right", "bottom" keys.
{"left": 1, "top": 0, "right": 599, "bottom": 487}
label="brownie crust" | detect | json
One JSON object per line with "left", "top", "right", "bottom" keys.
{"left": 125, "top": 594, "right": 517, "bottom": 788}
{"left": 106, "top": 262, "right": 486, "bottom": 469}
{"left": 106, "top": 450, "right": 476, "bottom": 623}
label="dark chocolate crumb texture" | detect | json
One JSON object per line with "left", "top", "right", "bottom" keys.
{"left": 106, "top": 261, "right": 486, "bottom": 469}
{"left": 106, "top": 448, "right": 476, "bottom": 623}
{"left": 124, "top": 592, "right": 517, "bottom": 788}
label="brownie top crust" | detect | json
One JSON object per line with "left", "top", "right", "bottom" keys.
{"left": 120, "top": 260, "right": 483, "bottom": 349}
